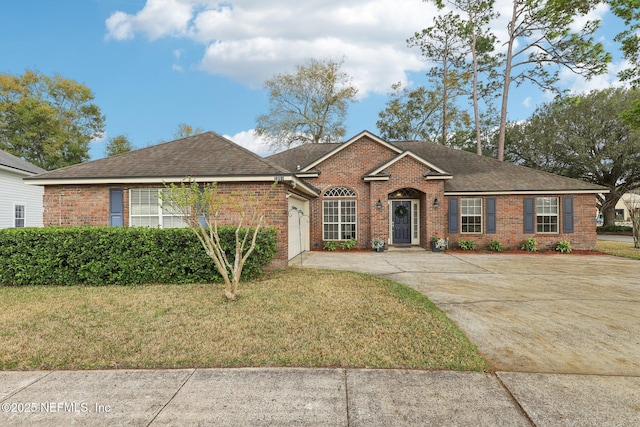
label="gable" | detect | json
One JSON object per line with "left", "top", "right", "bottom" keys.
{"left": 309, "top": 134, "right": 404, "bottom": 182}
{"left": 363, "top": 151, "right": 452, "bottom": 181}
{"left": 301, "top": 131, "right": 402, "bottom": 173}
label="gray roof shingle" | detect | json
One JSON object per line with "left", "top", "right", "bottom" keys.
{"left": 266, "top": 143, "right": 338, "bottom": 173}
{"left": 27, "top": 132, "right": 289, "bottom": 181}
{"left": 266, "top": 138, "right": 606, "bottom": 193}
{"left": 394, "top": 141, "right": 605, "bottom": 192}
{"left": 0, "top": 150, "right": 46, "bottom": 175}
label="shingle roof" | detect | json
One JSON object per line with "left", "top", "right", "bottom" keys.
{"left": 266, "top": 143, "right": 338, "bottom": 173}
{"left": 266, "top": 138, "right": 607, "bottom": 193}
{"left": 0, "top": 150, "right": 46, "bottom": 175}
{"left": 27, "top": 132, "right": 289, "bottom": 181}
{"left": 394, "top": 141, "right": 606, "bottom": 193}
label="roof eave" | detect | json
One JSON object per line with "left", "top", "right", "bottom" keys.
{"left": 445, "top": 189, "right": 609, "bottom": 196}
{"left": 0, "top": 164, "right": 38, "bottom": 176}
{"left": 25, "top": 174, "right": 296, "bottom": 186}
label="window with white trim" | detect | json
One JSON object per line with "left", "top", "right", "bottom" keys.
{"left": 536, "top": 197, "right": 558, "bottom": 233}
{"left": 130, "top": 188, "right": 187, "bottom": 228}
{"left": 14, "top": 205, "right": 25, "bottom": 228}
{"left": 323, "top": 187, "right": 356, "bottom": 240}
{"left": 461, "top": 198, "right": 482, "bottom": 233}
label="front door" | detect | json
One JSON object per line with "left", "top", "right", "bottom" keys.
{"left": 392, "top": 201, "right": 411, "bottom": 244}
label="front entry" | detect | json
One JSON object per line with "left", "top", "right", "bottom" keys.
{"left": 392, "top": 200, "right": 412, "bottom": 244}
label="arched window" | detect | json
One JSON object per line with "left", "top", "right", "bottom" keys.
{"left": 323, "top": 187, "right": 356, "bottom": 240}
{"left": 388, "top": 188, "right": 419, "bottom": 199}
{"left": 324, "top": 187, "right": 356, "bottom": 197}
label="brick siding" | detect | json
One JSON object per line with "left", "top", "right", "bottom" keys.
{"left": 302, "top": 135, "right": 598, "bottom": 251}
{"left": 445, "top": 194, "right": 598, "bottom": 250}
{"left": 43, "top": 182, "right": 289, "bottom": 267}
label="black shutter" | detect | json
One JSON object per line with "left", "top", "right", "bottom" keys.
{"left": 109, "top": 189, "right": 124, "bottom": 227}
{"left": 486, "top": 197, "right": 496, "bottom": 234}
{"left": 563, "top": 196, "right": 574, "bottom": 233}
{"left": 448, "top": 198, "right": 459, "bottom": 233}
{"left": 523, "top": 198, "right": 535, "bottom": 233}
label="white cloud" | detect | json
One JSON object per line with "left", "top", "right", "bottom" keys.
{"left": 522, "top": 97, "right": 532, "bottom": 108}
{"left": 224, "top": 129, "right": 272, "bottom": 157}
{"left": 105, "top": 0, "right": 623, "bottom": 104}
{"left": 105, "top": 0, "right": 436, "bottom": 96}
{"left": 105, "top": 0, "right": 195, "bottom": 41}
{"left": 569, "top": 2, "right": 610, "bottom": 33}
{"left": 560, "top": 58, "right": 629, "bottom": 96}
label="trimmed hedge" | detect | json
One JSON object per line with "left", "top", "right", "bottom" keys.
{"left": 597, "top": 225, "right": 633, "bottom": 233}
{"left": 0, "top": 226, "right": 277, "bottom": 286}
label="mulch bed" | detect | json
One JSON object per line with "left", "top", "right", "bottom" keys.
{"left": 444, "top": 248, "right": 607, "bottom": 255}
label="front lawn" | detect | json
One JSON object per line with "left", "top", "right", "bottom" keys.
{"left": 596, "top": 240, "right": 640, "bottom": 260}
{"left": 0, "top": 269, "right": 487, "bottom": 371}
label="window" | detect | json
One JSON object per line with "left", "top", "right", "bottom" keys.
{"left": 536, "top": 197, "right": 558, "bottom": 233}
{"left": 14, "top": 205, "right": 25, "bottom": 228}
{"left": 461, "top": 198, "right": 482, "bottom": 233}
{"left": 130, "top": 188, "right": 187, "bottom": 228}
{"left": 323, "top": 187, "right": 356, "bottom": 240}
{"left": 615, "top": 209, "right": 625, "bottom": 221}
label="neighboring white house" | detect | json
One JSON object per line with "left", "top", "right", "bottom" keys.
{"left": 0, "top": 149, "right": 45, "bottom": 228}
{"left": 614, "top": 192, "right": 640, "bottom": 225}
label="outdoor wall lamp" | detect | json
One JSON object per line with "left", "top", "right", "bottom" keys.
{"left": 376, "top": 199, "right": 382, "bottom": 210}
{"left": 433, "top": 198, "right": 440, "bottom": 208}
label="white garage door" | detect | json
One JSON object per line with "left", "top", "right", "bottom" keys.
{"left": 288, "top": 195, "right": 310, "bottom": 260}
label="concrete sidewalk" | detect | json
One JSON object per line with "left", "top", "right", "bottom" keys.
{"left": 3, "top": 367, "right": 639, "bottom": 426}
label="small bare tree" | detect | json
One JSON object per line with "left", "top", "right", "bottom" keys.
{"left": 161, "top": 179, "right": 278, "bottom": 300}
{"left": 623, "top": 191, "right": 640, "bottom": 249}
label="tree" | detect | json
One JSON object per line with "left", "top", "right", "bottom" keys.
{"left": 0, "top": 69, "right": 105, "bottom": 170}
{"left": 506, "top": 88, "right": 640, "bottom": 226}
{"left": 105, "top": 134, "right": 133, "bottom": 157}
{"left": 160, "top": 180, "right": 277, "bottom": 301}
{"left": 408, "top": 13, "right": 472, "bottom": 145}
{"left": 609, "top": 0, "right": 640, "bottom": 86}
{"left": 376, "top": 82, "right": 470, "bottom": 145}
{"left": 173, "top": 123, "right": 203, "bottom": 139}
{"left": 255, "top": 58, "right": 358, "bottom": 150}
{"left": 425, "top": 0, "right": 501, "bottom": 155}
{"left": 620, "top": 100, "right": 640, "bottom": 130}
{"left": 622, "top": 191, "right": 640, "bottom": 248}
{"left": 494, "top": 0, "right": 611, "bottom": 161}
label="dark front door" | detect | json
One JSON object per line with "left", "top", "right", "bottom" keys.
{"left": 392, "top": 201, "right": 411, "bottom": 244}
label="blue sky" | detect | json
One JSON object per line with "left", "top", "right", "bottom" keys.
{"left": 1, "top": 0, "right": 628, "bottom": 160}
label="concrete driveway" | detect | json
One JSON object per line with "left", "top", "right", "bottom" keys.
{"left": 298, "top": 250, "right": 640, "bottom": 376}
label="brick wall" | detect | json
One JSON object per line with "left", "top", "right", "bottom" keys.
{"left": 43, "top": 182, "right": 289, "bottom": 266}
{"left": 305, "top": 136, "right": 447, "bottom": 249}
{"left": 301, "top": 134, "right": 599, "bottom": 251}
{"left": 445, "top": 193, "right": 598, "bottom": 250}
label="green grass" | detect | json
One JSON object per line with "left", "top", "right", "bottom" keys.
{"left": 0, "top": 269, "right": 488, "bottom": 371}
{"left": 596, "top": 240, "right": 640, "bottom": 260}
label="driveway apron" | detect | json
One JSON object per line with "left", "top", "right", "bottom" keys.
{"left": 297, "top": 250, "right": 640, "bottom": 376}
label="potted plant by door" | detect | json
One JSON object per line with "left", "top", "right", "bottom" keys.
{"left": 372, "top": 237, "right": 385, "bottom": 252}
{"left": 431, "top": 233, "right": 447, "bottom": 252}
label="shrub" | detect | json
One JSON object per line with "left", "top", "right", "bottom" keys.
{"left": 340, "top": 238, "right": 357, "bottom": 250}
{"left": 0, "top": 226, "right": 277, "bottom": 286}
{"left": 323, "top": 241, "right": 339, "bottom": 251}
{"left": 556, "top": 240, "right": 572, "bottom": 253}
{"left": 521, "top": 237, "right": 537, "bottom": 252}
{"left": 458, "top": 239, "right": 477, "bottom": 251}
{"left": 597, "top": 225, "right": 632, "bottom": 233}
{"left": 487, "top": 240, "right": 503, "bottom": 252}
